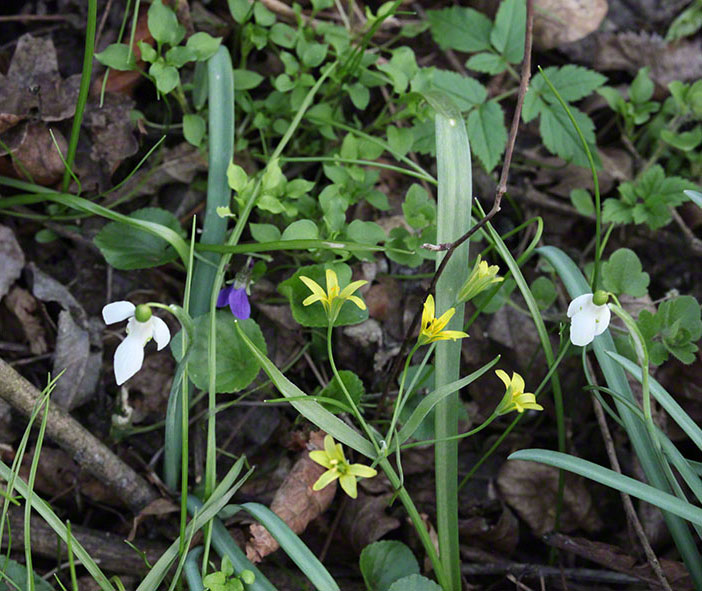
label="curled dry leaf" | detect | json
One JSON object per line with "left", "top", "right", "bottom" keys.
{"left": 497, "top": 459, "right": 603, "bottom": 536}
{"left": 533, "top": 0, "right": 608, "bottom": 50}
{"left": 8, "top": 121, "right": 68, "bottom": 186}
{"left": 0, "top": 225, "right": 24, "bottom": 300}
{"left": 458, "top": 499, "right": 519, "bottom": 556}
{"left": 5, "top": 287, "right": 48, "bottom": 355}
{"left": 245, "top": 430, "right": 336, "bottom": 563}
{"left": 128, "top": 498, "right": 179, "bottom": 541}
{"left": 339, "top": 492, "right": 400, "bottom": 554}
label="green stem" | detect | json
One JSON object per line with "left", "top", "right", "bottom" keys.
{"left": 62, "top": 0, "right": 97, "bottom": 191}
{"left": 385, "top": 343, "right": 422, "bottom": 447}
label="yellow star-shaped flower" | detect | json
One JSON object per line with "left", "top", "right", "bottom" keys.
{"left": 309, "top": 435, "right": 377, "bottom": 498}
{"left": 300, "top": 269, "right": 367, "bottom": 322}
{"left": 494, "top": 370, "right": 543, "bottom": 415}
{"left": 418, "top": 294, "right": 469, "bottom": 345}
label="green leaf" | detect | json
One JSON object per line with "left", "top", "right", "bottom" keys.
{"left": 227, "top": 0, "right": 252, "bottom": 23}
{"left": 537, "top": 65, "right": 607, "bottom": 104}
{"left": 346, "top": 219, "right": 386, "bottom": 245}
{"left": 467, "top": 100, "right": 507, "bottom": 172}
{"left": 539, "top": 103, "right": 598, "bottom": 167}
{"left": 149, "top": 61, "right": 180, "bottom": 94}
{"left": 297, "top": 39, "right": 328, "bottom": 68}
{"left": 570, "top": 188, "right": 595, "bottom": 216}
{"left": 137, "top": 40, "right": 158, "bottom": 63}
{"left": 601, "top": 248, "right": 650, "bottom": 297}
{"left": 530, "top": 276, "right": 557, "bottom": 310}
{"left": 402, "top": 183, "right": 436, "bottom": 229}
{"left": 233, "top": 68, "right": 264, "bottom": 90}
{"left": 281, "top": 219, "right": 318, "bottom": 241}
{"left": 387, "top": 575, "right": 442, "bottom": 591}
{"left": 0, "top": 558, "right": 56, "bottom": 591}
{"left": 319, "top": 370, "right": 364, "bottom": 412}
{"left": 602, "top": 198, "right": 634, "bottom": 225}
{"left": 250, "top": 223, "right": 281, "bottom": 243}
{"left": 171, "top": 313, "right": 266, "bottom": 393}
{"left": 639, "top": 296, "right": 702, "bottom": 364}
{"left": 94, "top": 207, "right": 185, "bottom": 269}
{"left": 387, "top": 126, "right": 414, "bottom": 158}
{"left": 227, "top": 163, "right": 249, "bottom": 192}
{"left": 347, "top": 82, "right": 370, "bottom": 110}
{"left": 426, "top": 6, "right": 492, "bottom": 52}
{"left": 183, "top": 113, "right": 206, "bottom": 146}
{"left": 148, "top": 0, "right": 185, "bottom": 46}
{"left": 278, "top": 263, "right": 368, "bottom": 328}
{"left": 465, "top": 52, "right": 507, "bottom": 74}
{"left": 165, "top": 46, "right": 196, "bottom": 68}
{"left": 660, "top": 126, "right": 702, "bottom": 151}
{"left": 490, "top": 0, "right": 525, "bottom": 63}
{"left": 377, "top": 46, "right": 418, "bottom": 94}
{"left": 253, "top": 1, "right": 276, "bottom": 26}
{"left": 629, "top": 67, "right": 654, "bottom": 103}
{"left": 359, "top": 541, "right": 420, "bottom": 591}
{"left": 94, "top": 43, "right": 136, "bottom": 71}
{"left": 667, "top": 1, "right": 702, "bottom": 41}
{"left": 412, "top": 68, "right": 487, "bottom": 111}
{"left": 186, "top": 32, "right": 222, "bottom": 61}
{"left": 270, "top": 22, "right": 297, "bottom": 48}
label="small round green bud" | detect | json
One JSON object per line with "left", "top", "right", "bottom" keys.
{"left": 240, "top": 570, "right": 255, "bottom": 585}
{"left": 592, "top": 290, "right": 609, "bottom": 306}
{"left": 134, "top": 304, "right": 152, "bottom": 323}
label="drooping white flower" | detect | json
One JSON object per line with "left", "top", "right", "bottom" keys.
{"left": 102, "top": 301, "right": 170, "bottom": 385}
{"left": 567, "top": 293, "right": 611, "bottom": 347}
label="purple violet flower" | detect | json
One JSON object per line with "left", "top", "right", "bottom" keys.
{"left": 217, "top": 286, "right": 251, "bottom": 320}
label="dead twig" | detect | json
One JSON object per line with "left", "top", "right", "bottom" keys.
{"left": 0, "top": 358, "right": 158, "bottom": 513}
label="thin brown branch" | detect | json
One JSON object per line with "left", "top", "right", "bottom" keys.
{"left": 380, "top": 0, "right": 535, "bottom": 402}
{"left": 0, "top": 358, "right": 158, "bottom": 513}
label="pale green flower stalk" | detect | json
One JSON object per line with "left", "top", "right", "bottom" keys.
{"left": 457, "top": 255, "right": 504, "bottom": 303}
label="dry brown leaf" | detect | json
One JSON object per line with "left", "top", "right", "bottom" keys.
{"left": 458, "top": 500, "right": 519, "bottom": 556}
{"left": 497, "top": 459, "right": 603, "bottom": 536}
{"left": 533, "top": 0, "right": 608, "bottom": 50}
{"left": 339, "top": 492, "right": 400, "bottom": 553}
{"left": 0, "top": 225, "right": 24, "bottom": 300}
{"left": 245, "top": 430, "right": 336, "bottom": 562}
{"left": 5, "top": 287, "right": 48, "bottom": 355}
{"left": 8, "top": 121, "right": 68, "bottom": 185}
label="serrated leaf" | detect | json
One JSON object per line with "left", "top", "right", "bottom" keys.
{"left": 278, "top": 263, "right": 368, "bottom": 328}
{"left": 426, "top": 6, "right": 492, "bottom": 52}
{"left": 538, "top": 65, "right": 607, "bottom": 104}
{"left": 601, "top": 248, "right": 650, "bottom": 297}
{"left": 171, "top": 313, "right": 266, "bottom": 393}
{"left": 539, "top": 103, "right": 598, "bottom": 168}
{"left": 319, "top": 370, "right": 364, "bottom": 412}
{"left": 467, "top": 100, "right": 507, "bottom": 172}
{"left": 490, "top": 0, "right": 525, "bottom": 63}
{"left": 465, "top": 52, "right": 507, "bottom": 74}
{"left": 94, "top": 207, "right": 185, "bottom": 269}
{"left": 360, "top": 541, "right": 420, "bottom": 591}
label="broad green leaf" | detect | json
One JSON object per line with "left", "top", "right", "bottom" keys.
{"left": 186, "top": 32, "right": 222, "bottom": 61}
{"left": 227, "top": 163, "right": 249, "bottom": 192}
{"left": 278, "top": 263, "right": 368, "bottom": 328}
{"left": 465, "top": 52, "right": 507, "bottom": 75}
{"left": 536, "top": 65, "right": 607, "bottom": 104}
{"left": 0, "top": 559, "right": 55, "bottom": 591}
{"left": 426, "top": 6, "right": 492, "bottom": 52}
{"left": 667, "top": 1, "right": 702, "bottom": 41}
{"left": 348, "top": 82, "right": 370, "bottom": 110}
{"left": 346, "top": 219, "right": 386, "bottom": 245}
{"left": 660, "top": 126, "right": 702, "bottom": 151}
{"left": 165, "top": 46, "right": 196, "bottom": 68}
{"left": 148, "top": 0, "right": 185, "bottom": 46}
{"left": 94, "top": 207, "right": 185, "bottom": 269}
{"left": 94, "top": 43, "right": 136, "bottom": 70}
{"left": 570, "top": 188, "right": 595, "bottom": 216}
{"left": 281, "top": 219, "right": 318, "bottom": 241}
{"left": 467, "top": 100, "right": 507, "bottom": 172}
{"left": 530, "top": 276, "right": 557, "bottom": 310}
{"left": 377, "top": 46, "right": 418, "bottom": 94}
{"left": 601, "top": 248, "right": 650, "bottom": 297}
{"left": 387, "top": 575, "right": 442, "bottom": 591}
{"left": 402, "top": 183, "right": 436, "bottom": 229}
{"left": 412, "top": 68, "right": 487, "bottom": 111}
{"left": 638, "top": 296, "right": 702, "bottom": 364}
{"left": 183, "top": 113, "right": 206, "bottom": 146}
{"left": 629, "top": 67, "right": 654, "bottom": 103}
{"left": 227, "top": 0, "right": 251, "bottom": 23}
{"left": 319, "top": 369, "right": 364, "bottom": 412}
{"left": 137, "top": 40, "right": 158, "bottom": 63}
{"left": 360, "top": 541, "right": 420, "bottom": 591}
{"left": 171, "top": 313, "right": 266, "bottom": 393}
{"left": 490, "top": 0, "right": 525, "bottom": 63}
{"left": 149, "top": 61, "right": 180, "bottom": 94}
{"left": 270, "top": 22, "right": 297, "bottom": 48}
{"left": 387, "top": 126, "right": 414, "bottom": 158}
{"left": 233, "top": 69, "right": 264, "bottom": 90}
{"left": 250, "top": 223, "right": 281, "bottom": 243}
{"left": 539, "top": 103, "right": 598, "bottom": 168}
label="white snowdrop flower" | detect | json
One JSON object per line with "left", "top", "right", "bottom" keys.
{"left": 567, "top": 292, "right": 611, "bottom": 347}
{"left": 102, "top": 301, "right": 170, "bottom": 385}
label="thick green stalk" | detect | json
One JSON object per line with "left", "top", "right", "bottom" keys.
{"left": 433, "top": 110, "right": 472, "bottom": 591}
{"left": 62, "top": 0, "right": 97, "bottom": 191}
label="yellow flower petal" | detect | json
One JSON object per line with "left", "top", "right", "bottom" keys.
{"left": 339, "top": 473, "right": 358, "bottom": 498}
{"left": 339, "top": 279, "right": 367, "bottom": 299}
{"left": 313, "top": 469, "right": 340, "bottom": 491}
{"left": 323, "top": 434, "right": 337, "bottom": 458}
{"left": 349, "top": 463, "right": 377, "bottom": 478}
{"left": 511, "top": 372, "right": 525, "bottom": 394}
{"left": 309, "top": 450, "right": 333, "bottom": 469}
{"left": 325, "top": 269, "right": 339, "bottom": 295}
{"left": 433, "top": 308, "right": 456, "bottom": 332}
{"left": 495, "top": 369, "right": 511, "bottom": 389}
{"left": 346, "top": 295, "right": 367, "bottom": 311}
